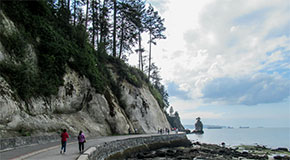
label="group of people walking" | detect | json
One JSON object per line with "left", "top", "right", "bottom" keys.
{"left": 158, "top": 128, "right": 179, "bottom": 134}
{"left": 157, "top": 128, "right": 170, "bottom": 134}
{"left": 60, "top": 129, "right": 86, "bottom": 154}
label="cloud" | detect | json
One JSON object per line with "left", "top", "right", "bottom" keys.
{"left": 130, "top": 0, "right": 289, "bottom": 110}
{"left": 169, "top": 97, "right": 201, "bottom": 111}
{"left": 162, "top": 0, "right": 290, "bottom": 106}
{"left": 167, "top": 81, "right": 191, "bottom": 100}
{"left": 147, "top": 0, "right": 170, "bottom": 14}
{"left": 201, "top": 73, "right": 290, "bottom": 105}
{"left": 181, "top": 111, "right": 224, "bottom": 120}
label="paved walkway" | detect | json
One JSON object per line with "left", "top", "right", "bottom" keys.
{"left": 0, "top": 134, "right": 164, "bottom": 160}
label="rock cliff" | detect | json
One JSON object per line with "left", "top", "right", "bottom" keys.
{"left": 0, "top": 10, "right": 171, "bottom": 138}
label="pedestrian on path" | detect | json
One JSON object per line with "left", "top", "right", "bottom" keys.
{"left": 60, "top": 129, "right": 69, "bottom": 154}
{"left": 78, "top": 130, "right": 86, "bottom": 154}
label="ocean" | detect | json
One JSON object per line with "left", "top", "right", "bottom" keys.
{"left": 186, "top": 128, "right": 290, "bottom": 149}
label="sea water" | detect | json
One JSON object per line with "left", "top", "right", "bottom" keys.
{"left": 187, "top": 128, "right": 290, "bottom": 149}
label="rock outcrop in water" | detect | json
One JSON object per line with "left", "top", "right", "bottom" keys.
{"left": 191, "top": 117, "right": 204, "bottom": 134}
{"left": 0, "top": 10, "right": 171, "bottom": 138}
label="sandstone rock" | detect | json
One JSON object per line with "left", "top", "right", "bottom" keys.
{"left": 0, "top": 66, "right": 171, "bottom": 137}
{"left": 0, "top": 76, "right": 21, "bottom": 125}
{"left": 0, "top": 10, "right": 171, "bottom": 138}
{"left": 121, "top": 82, "right": 171, "bottom": 133}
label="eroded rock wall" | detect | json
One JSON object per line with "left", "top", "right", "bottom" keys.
{"left": 0, "top": 66, "right": 170, "bottom": 137}
{"left": 0, "top": 10, "right": 170, "bottom": 138}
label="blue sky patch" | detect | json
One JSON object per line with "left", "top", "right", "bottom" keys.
{"left": 167, "top": 81, "right": 191, "bottom": 100}
{"left": 233, "top": 7, "right": 271, "bottom": 26}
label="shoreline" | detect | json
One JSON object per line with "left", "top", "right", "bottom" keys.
{"left": 126, "top": 140, "right": 290, "bottom": 160}
{"left": 185, "top": 127, "right": 290, "bottom": 150}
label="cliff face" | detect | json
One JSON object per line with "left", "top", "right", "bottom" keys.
{"left": 166, "top": 113, "right": 185, "bottom": 130}
{"left": 0, "top": 11, "right": 170, "bottom": 138}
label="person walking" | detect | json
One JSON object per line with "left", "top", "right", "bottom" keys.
{"left": 78, "top": 130, "right": 86, "bottom": 154}
{"left": 60, "top": 129, "right": 69, "bottom": 154}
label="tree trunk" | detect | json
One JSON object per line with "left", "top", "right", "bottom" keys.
{"left": 100, "top": 0, "right": 107, "bottom": 44}
{"left": 96, "top": 0, "right": 100, "bottom": 47}
{"left": 73, "top": 0, "right": 76, "bottom": 26}
{"left": 119, "top": 19, "right": 125, "bottom": 59}
{"left": 85, "top": 0, "right": 89, "bottom": 31}
{"left": 148, "top": 31, "right": 152, "bottom": 81}
{"left": 138, "top": 31, "right": 142, "bottom": 70}
{"left": 67, "top": 0, "right": 70, "bottom": 9}
{"left": 112, "top": 0, "right": 117, "bottom": 57}
{"left": 92, "top": 0, "right": 95, "bottom": 48}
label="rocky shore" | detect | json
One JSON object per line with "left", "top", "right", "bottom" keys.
{"left": 127, "top": 141, "right": 290, "bottom": 160}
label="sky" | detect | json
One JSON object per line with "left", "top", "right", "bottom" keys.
{"left": 128, "top": 0, "right": 290, "bottom": 128}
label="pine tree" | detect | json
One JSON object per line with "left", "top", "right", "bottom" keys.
{"left": 85, "top": 0, "right": 89, "bottom": 31}
{"left": 112, "top": 0, "right": 117, "bottom": 57}
{"left": 90, "top": 0, "right": 102, "bottom": 49}
{"left": 99, "top": 0, "right": 111, "bottom": 46}
{"left": 71, "top": 0, "right": 84, "bottom": 26}
{"left": 150, "top": 62, "right": 161, "bottom": 87}
{"left": 115, "top": 0, "right": 145, "bottom": 59}
{"left": 144, "top": 5, "right": 166, "bottom": 82}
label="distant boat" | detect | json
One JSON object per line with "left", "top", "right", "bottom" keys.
{"left": 207, "top": 126, "right": 222, "bottom": 129}
{"left": 239, "top": 126, "right": 250, "bottom": 128}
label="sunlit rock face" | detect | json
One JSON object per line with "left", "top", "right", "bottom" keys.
{"left": 0, "top": 11, "right": 170, "bottom": 138}
{"left": 0, "top": 67, "right": 170, "bottom": 137}
{"left": 121, "top": 82, "right": 171, "bottom": 133}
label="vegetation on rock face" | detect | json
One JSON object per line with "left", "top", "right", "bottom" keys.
{"left": 0, "top": 0, "right": 169, "bottom": 111}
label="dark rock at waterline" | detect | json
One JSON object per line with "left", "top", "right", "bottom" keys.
{"left": 127, "top": 142, "right": 270, "bottom": 160}
{"left": 182, "top": 129, "right": 191, "bottom": 134}
{"left": 272, "top": 147, "right": 289, "bottom": 152}
{"left": 274, "top": 155, "right": 290, "bottom": 160}
{"left": 155, "top": 150, "right": 166, "bottom": 157}
{"left": 192, "top": 141, "right": 201, "bottom": 145}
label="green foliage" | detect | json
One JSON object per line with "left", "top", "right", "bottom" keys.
{"left": 149, "top": 84, "right": 165, "bottom": 110}
{"left": 0, "top": 1, "right": 106, "bottom": 100}
{"left": 18, "top": 128, "right": 32, "bottom": 137}
{"left": 108, "top": 56, "right": 148, "bottom": 88}
{"left": 107, "top": 56, "right": 168, "bottom": 111}
{"left": 0, "top": 62, "right": 38, "bottom": 99}
{"left": 0, "top": 0, "right": 169, "bottom": 113}
{"left": 69, "top": 46, "right": 106, "bottom": 93}
{"left": 0, "top": 32, "right": 26, "bottom": 61}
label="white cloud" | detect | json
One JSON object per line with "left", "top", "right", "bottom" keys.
{"left": 169, "top": 97, "right": 201, "bottom": 111}
{"left": 147, "top": 0, "right": 170, "bottom": 14}
{"left": 153, "top": 0, "right": 290, "bottom": 107}
{"left": 129, "top": 0, "right": 290, "bottom": 114}
{"left": 181, "top": 111, "right": 224, "bottom": 120}
{"left": 202, "top": 73, "right": 290, "bottom": 105}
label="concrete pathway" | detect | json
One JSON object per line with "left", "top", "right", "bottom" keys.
{"left": 1, "top": 134, "right": 165, "bottom": 160}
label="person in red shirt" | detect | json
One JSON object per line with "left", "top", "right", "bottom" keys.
{"left": 60, "top": 129, "right": 69, "bottom": 154}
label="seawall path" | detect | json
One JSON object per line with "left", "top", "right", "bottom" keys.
{"left": 0, "top": 133, "right": 188, "bottom": 160}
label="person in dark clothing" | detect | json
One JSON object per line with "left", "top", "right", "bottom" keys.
{"left": 60, "top": 129, "right": 69, "bottom": 154}
{"left": 78, "top": 130, "right": 86, "bottom": 154}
